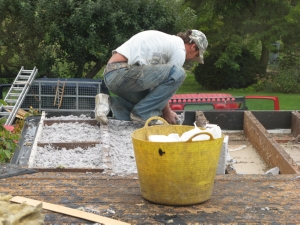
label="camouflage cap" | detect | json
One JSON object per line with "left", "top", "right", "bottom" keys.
{"left": 189, "top": 30, "right": 208, "bottom": 64}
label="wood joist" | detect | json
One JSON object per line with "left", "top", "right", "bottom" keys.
{"left": 244, "top": 111, "right": 300, "bottom": 174}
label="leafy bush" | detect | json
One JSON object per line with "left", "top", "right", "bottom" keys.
{"left": 193, "top": 49, "right": 264, "bottom": 90}
{"left": 0, "top": 78, "right": 9, "bottom": 84}
{"left": 278, "top": 53, "right": 300, "bottom": 70}
{"left": 0, "top": 118, "right": 19, "bottom": 163}
{"left": 272, "top": 67, "right": 300, "bottom": 93}
{"left": 0, "top": 99, "right": 24, "bottom": 162}
{"left": 239, "top": 67, "right": 299, "bottom": 93}
{"left": 249, "top": 73, "right": 275, "bottom": 92}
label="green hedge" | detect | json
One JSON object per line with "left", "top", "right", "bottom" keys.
{"left": 193, "top": 49, "right": 264, "bottom": 90}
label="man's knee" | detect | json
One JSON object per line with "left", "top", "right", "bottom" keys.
{"left": 170, "top": 65, "right": 186, "bottom": 83}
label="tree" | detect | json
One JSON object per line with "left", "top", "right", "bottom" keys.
{"left": 281, "top": 1, "right": 300, "bottom": 49}
{"left": 194, "top": 48, "right": 263, "bottom": 90}
{"left": 0, "top": 0, "right": 196, "bottom": 79}
{"left": 279, "top": 1, "right": 300, "bottom": 69}
{"left": 36, "top": 0, "right": 196, "bottom": 78}
{"left": 187, "top": 0, "right": 297, "bottom": 74}
{"left": 0, "top": 0, "right": 53, "bottom": 79}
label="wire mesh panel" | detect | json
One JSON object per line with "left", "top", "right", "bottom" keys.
{"left": 21, "top": 80, "right": 102, "bottom": 112}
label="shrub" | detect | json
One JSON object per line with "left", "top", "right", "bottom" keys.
{"left": 0, "top": 100, "right": 23, "bottom": 162}
{"left": 278, "top": 53, "right": 300, "bottom": 70}
{"left": 0, "top": 119, "right": 19, "bottom": 163}
{"left": 251, "top": 73, "right": 275, "bottom": 92}
{"left": 193, "top": 49, "right": 264, "bottom": 90}
{"left": 272, "top": 67, "right": 299, "bottom": 93}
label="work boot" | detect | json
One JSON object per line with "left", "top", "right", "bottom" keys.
{"left": 95, "top": 93, "right": 110, "bottom": 125}
{"left": 130, "top": 113, "right": 145, "bottom": 123}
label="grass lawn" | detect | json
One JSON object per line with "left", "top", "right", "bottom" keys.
{"left": 177, "top": 72, "right": 300, "bottom": 110}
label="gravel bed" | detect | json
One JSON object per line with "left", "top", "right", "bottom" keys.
{"left": 40, "top": 122, "right": 101, "bottom": 143}
{"left": 33, "top": 144, "right": 102, "bottom": 168}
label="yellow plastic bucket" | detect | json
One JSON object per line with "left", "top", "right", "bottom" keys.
{"left": 131, "top": 116, "right": 224, "bottom": 206}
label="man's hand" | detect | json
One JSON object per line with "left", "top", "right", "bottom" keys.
{"left": 163, "top": 111, "right": 179, "bottom": 124}
{"left": 162, "top": 103, "right": 179, "bottom": 124}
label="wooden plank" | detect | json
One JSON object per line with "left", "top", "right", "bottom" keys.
{"left": 37, "top": 141, "right": 101, "bottom": 149}
{"left": 273, "top": 137, "right": 295, "bottom": 143}
{"left": 35, "top": 168, "right": 104, "bottom": 173}
{"left": 291, "top": 111, "right": 300, "bottom": 137}
{"left": 17, "top": 108, "right": 30, "bottom": 117}
{"left": 44, "top": 119, "right": 98, "bottom": 126}
{"left": 10, "top": 196, "right": 130, "bottom": 225}
{"left": 28, "top": 111, "right": 46, "bottom": 168}
{"left": 244, "top": 111, "right": 300, "bottom": 174}
{"left": 1, "top": 172, "right": 300, "bottom": 224}
{"left": 5, "top": 108, "right": 32, "bottom": 119}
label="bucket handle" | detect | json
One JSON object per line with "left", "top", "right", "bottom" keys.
{"left": 144, "top": 116, "right": 169, "bottom": 127}
{"left": 144, "top": 117, "right": 215, "bottom": 141}
{"left": 186, "top": 132, "right": 214, "bottom": 142}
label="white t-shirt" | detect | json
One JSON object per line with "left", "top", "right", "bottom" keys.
{"left": 113, "top": 30, "right": 186, "bottom": 67}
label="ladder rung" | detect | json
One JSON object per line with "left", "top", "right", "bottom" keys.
{"left": 5, "top": 99, "right": 17, "bottom": 103}
{"left": 11, "top": 87, "right": 23, "bottom": 91}
{"left": 0, "top": 112, "right": 10, "bottom": 116}
{"left": 2, "top": 106, "right": 14, "bottom": 109}
{"left": 22, "top": 70, "right": 34, "bottom": 73}
{"left": 18, "top": 75, "right": 30, "bottom": 79}
{"left": 7, "top": 93, "right": 20, "bottom": 97}
{"left": 14, "top": 82, "right": 28, "bottom": 85}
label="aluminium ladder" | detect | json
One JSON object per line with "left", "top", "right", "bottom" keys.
{"left": 0, "top": 67, "right": 38, "bottom": 125}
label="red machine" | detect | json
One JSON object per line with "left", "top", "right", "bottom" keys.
{"left": 169, "top": 94, "right": 280, "bottom": 111}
